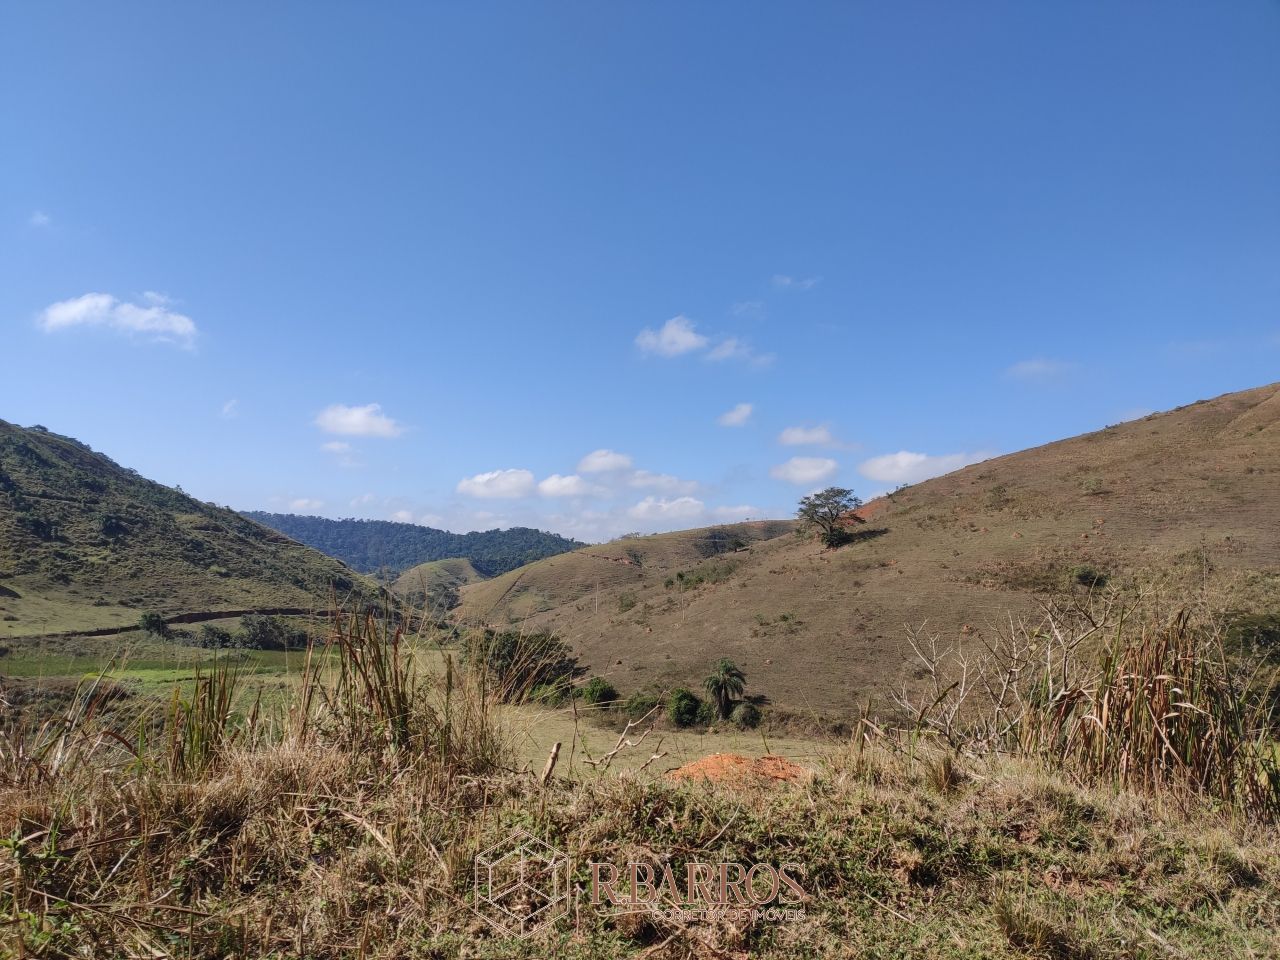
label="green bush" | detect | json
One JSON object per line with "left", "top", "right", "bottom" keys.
{"left": 138, "top": 611, "right": 170, "bottom": 638}
{"left": 529, "top": 677, "right": 573, "bottom": 706}
{"left": 238, "top": 615, "right": 308, "bottom": 651}
{"left": 462, "top": 629, "right": 579, "bottom": 703}
{"left": 731, "top": 702, "right": 762, "bottom": 729}
{"left": 625, "top": 691, "right": 661, "bottom": 718}
{"left": 581, "top": 677, "right": 618, "bottom": 706}
{"left": 667, "top": 688, "right": 703, "bottom": 727}
{"left": 195, "top": 624, "right": 235, "bottom": 649}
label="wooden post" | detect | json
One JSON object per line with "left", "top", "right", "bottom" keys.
{"left": 540, "top": 741, "right": 561, "bottom": 785}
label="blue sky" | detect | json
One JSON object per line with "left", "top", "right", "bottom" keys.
{"left": 3, "top": 3, "right": 1278, "bottom": 541}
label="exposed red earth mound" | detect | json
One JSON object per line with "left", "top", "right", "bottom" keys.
{"left": 666, "top": 753, "right": 811, "bottom": 786}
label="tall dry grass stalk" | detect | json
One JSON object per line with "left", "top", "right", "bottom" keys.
{"left": 895, "top": 592, "right": 1280, "bottom": 819}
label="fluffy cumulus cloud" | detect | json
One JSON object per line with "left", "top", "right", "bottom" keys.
{"left": 712, "top": 504, "right": 759, "bottom": 521}
{"left": 635, "top": 315, "right": 771, "bottom": 366}
{"left": 779, "top": 425, "right": 833, "bottom": 446}
{"left": 456, "top": 468, "right": 536, "bottom": 499}
{"left": 289, "top": 498, "right": 324, "bottom": 512}
{"left": 627, "top": 495, "right": 705, "bottom": 521}
{"left": 578, "top": 448, "right": 633, "bottom": 473}
{"left": 858, "top": 450, "right": 988, "bottom": 485}
{"left": 391, "top": 510, "right": 414, "bottom": 523}
{"left": 537, "top": 473, "right": 601, "bottom": 497}
{"left": 717, "top": 402, "right": 753, "bottom": 427}
{"left": 635, "top": 315, "right": 709, "bottom": 357}
{"left": 38, "top": 292, "right": 198, "bottom": 348}
{"left": 1006, "top": 358, "right": 1074, "bottom": 381}
{"left": 770, "top": 456, "right": 838, "bottom": 485}
{"left": 314, "top": 403, "right": 403, "bottom": 438}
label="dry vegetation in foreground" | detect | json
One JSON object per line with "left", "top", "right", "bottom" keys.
{"left": 2, "top": 599, "right": 1278, "bottom": 959}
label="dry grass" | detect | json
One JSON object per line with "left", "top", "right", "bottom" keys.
{"left": 455, "top": 382, "right": 1280, "bottom": 716}
{"left": 3, "top": 606, "right": 1279, "bottom": 958}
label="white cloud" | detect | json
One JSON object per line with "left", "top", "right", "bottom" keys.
{"left": 350, "top": 493, "right": 378, "bottom": 507}
{"left": 772, "top": 274, "right": 820, "bottom": 291}
{"left": 635, "top": 315, "right": 709, "bottom": 357}
{"left": 321, "top": 441, "right": 351, "bottom": 453}
{"left": 712, "top": 504, "right": 759, "bottom": 521}
{"left": 537, "top": 473, "right": 602, "bottom": 497}
{"left": 707, "top": 337, "right": 774, "bottom": 367}
{"left": 627, "top": 495, "right": 705, "bottom": 521}
{"left": 770, "top": 456, "right": 838, "bottom": 485}
{"left": 220, "top": 398, "right": 238, "bottom": 419}
{"left": 578, "top": 448, "right": 633, "bottom": 473}
{"left": 289, "top": 498, "right": 324, "bottom": 512}
{"left": 717, "top": 402, "right": 753, "bottom": 427}
{"left": 30, "top": 211, "right": 50, "bottom": 228}
{"left": 628, "top": 470, "right": 699, "bottom": 495}
{"left": 779, "top": 425, "right": 833, "bottom": 446}
{"left": 418, "top": 513, "right": 446, "bottom": 528}
{"left": 38, "top": 291, "right": 198, "bottom": 348}
{"left": 456, "top": 468, "right": 536, "bottom": 499}
{"left": 1006, "top": 358, "right": 1074, "bottom": 381}
{"left": 314, "top": 403, "right": 403, "bottom": 438}
{"left": 391, "top": 510, "right": 415, "bottom": 523}
{"left": 858, "top": 450, "right": 988, "bottom": 485}
{"left": 731, "top": 300, "right": 765, "bottom": 320}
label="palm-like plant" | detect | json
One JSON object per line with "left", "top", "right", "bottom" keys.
{"left": 703, "top": 658, "right": 746, "bottom": 720}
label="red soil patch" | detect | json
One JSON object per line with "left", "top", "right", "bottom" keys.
{"left": 666, "top": 753, "right": 811, "bottom": 786}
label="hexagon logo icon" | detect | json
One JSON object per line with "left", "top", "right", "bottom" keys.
{"left": 473, "top": 828, "right": 571, "bottom": 938}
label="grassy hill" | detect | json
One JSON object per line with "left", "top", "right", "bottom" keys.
{"left": 0, "top": 421, "right": 378, "bottom": 639}
{"left": 390, "top": 557, "right": 484, "bottom": 613}
{"left": 241, "top": 512, "right": 584, "bottom": 578}
{"left": 457, "top": 382, "right": 1280, "bottom": 716}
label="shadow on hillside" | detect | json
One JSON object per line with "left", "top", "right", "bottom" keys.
{"left": 838, "top": 526, "right": 889, "bottom": 547}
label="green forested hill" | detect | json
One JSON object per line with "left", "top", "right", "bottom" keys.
{"left": 0, "top": 421, "right": 378, "bottom": 638}
{"left": 241, "top": 513, "right": 584, "bottom": 578}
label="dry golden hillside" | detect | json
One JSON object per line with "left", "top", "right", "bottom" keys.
{"left": 457, "top": 382, "right": 1280, "bottom": 717}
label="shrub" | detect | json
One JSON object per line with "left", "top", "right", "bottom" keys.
{"left": 625, "top": 691, "right": 661, "bottom": 718}
{"left": 617, "top": 593, "right": 637, "bottom": 613}
{"left": 529, "top": 677, "right": 573, "bottom": 706}
{"left": 238, "top": 615, "right": 308, "bottom": 651}
{"left": 667, "top": 688, "right": 703, "bottom": 727}
{"left": 138, "top": 611, "right": 170, "bottom": 638}
{"left": 195, "top": 624, "right": 235, "bottom": 649}
{"left": 581, "top": 677, "right": 618, "bottom": 706}
{"left": 462, "top": 630, "right": 579, "bottom": 703}
{"left": 731, "top": 702, "right": 762, "bottom": 729}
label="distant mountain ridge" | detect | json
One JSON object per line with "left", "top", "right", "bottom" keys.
{"left": 241, "top": 512, "right": 585, "bottom": 578}
{"left": 0, "top": 421, "right": 379, "bottom": 639}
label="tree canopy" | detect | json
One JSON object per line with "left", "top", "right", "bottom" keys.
{"left": 796, "top": 487, "right": 862, "bottom": 547}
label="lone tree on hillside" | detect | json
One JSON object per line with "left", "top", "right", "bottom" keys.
{"left": 797, "top": 486, "right": 863, "bottom": 548}
{"left": 703, "top": 658, "right": 747, "bottom": 720}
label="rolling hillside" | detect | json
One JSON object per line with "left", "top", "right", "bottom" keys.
{"left": 457, "top": 383, "right": 1280, "bottom": 716}
{"left": 390, "top": 557, "right": 484, "bottom": 613}
{"left": 0, "top": 421, "right": 378, "bottom": 639}
{"left": 242, "top": 512, "right": 583, "bottom": 577}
